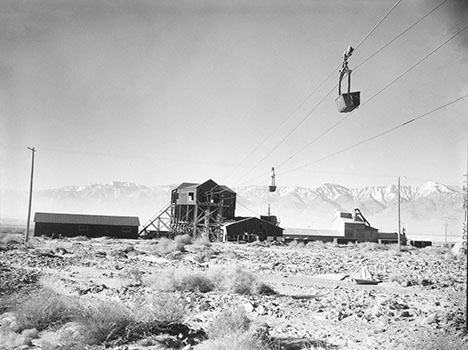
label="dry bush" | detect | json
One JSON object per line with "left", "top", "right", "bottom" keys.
{"left": 154, "top": 269, "right": 216, "bottom": 293}
{"left": 193, "top": 236, "right": 212, "bottom": 248}
{"left": 135, "top": 293, "right": 189, "bottom": 324}
{"left": 153, "top": 238, "right": 186, "bottom": 255}
{"left": 200, "top": 307, "right": 269, "bottom": 350}
{"left": 153, "top": 266, "right": 275, "bottom": 296}
{"left": 225, "top": 266, "right": 257, "bottom": 295}
{"left": 14, "top": 289, "right": 73, "bottom": 332}
{"left": 176, "top": 272, "right": 216, "bottom": 293}
{"left": 74, "top": 300, "right": 134, "bottom": 345}
{"left": 224, "top": 266, "right": 276, "bottom": 296}
{"left": 207, "top": 307, "right": 252, "bottom": 339}
{"left": 193, "top": 246, "right": 217, "bottom": 263}
{"left": 175, "top": 234, "right": 193, "bottom": 245}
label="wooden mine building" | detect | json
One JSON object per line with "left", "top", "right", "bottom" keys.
{"left": 140, "top": 179, "right": 284, "bottom": 241}
{"left": 170, "top": 179, "right": 236, "bottom": 239}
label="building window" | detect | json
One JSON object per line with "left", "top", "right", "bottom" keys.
{"left": 122, "top": 227, "right": 131, "bottom": 233}
{"left": 78, "top": 225, "right": 89, "bottom": 232}
{"left": 188, "top": 192, "right": 194, "bottom": 201}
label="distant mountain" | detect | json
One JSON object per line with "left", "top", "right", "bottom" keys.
{"left": 1, "top": 181, "right": 464, "bottom": 241}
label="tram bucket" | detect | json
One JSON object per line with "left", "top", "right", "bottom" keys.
{"left": 336, "top": 92, "right": 360, "bottom": 113}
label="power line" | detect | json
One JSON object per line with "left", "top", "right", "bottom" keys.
{"left": 280, "top": 93, "right": 468, "bottom": 176}
{"left": 237, "top": 200, "right": 261, "bottom": 216}
{"left": 275, "top": 14, "right": 468, "bottom": 171}
{"left": 234, "top": 84, "right": 336, "bottom": 183}
{"left": 354, "top": 0, "right": 403, "bottom": 50}
{"left": 354, "top": 0, "right": 450, "bottom": 70}
{"left": 230, "top": 0, "right": 403, "bottom": 185}
{"left": 222, "top": 62, "right": 341, "bottom": 182}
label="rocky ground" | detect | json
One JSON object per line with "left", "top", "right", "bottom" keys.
{"left": 1, "top": 234, "right": 467, "bottom": 350}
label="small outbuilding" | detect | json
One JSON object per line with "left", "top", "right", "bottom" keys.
{"left": 34, "top": 212, "right": 140, "bottom": 239}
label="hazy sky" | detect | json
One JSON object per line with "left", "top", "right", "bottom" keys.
{"left": 1, "top": 0, "right": 468, "bottom": 191}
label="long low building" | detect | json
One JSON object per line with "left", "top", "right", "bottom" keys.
{"left": 283, "top": 209, "right": 406, "bottom": 244}
{"left": 34, "top": 212, "right": 140, "bottom": 239}
{"left": 222, "top": 217, "right": 284, "bottom": 242}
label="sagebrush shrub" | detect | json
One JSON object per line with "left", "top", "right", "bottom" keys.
{"left": 154, "top": 237, "right": 186, "bottom": 255}
{"left": 193, "top": 236, "right": 211, "bottom": 248}
{"left": 175, "top": 234, "right": 193, "bottom": 245}
{"left": 135, "top": 293, "right": 188, "bottom": 324}
{"left": 207, "top": 307, "right": 251, "bottom": 339}
{"left": 178, "top": 272, "right": 216, "bottom": 293}
{"left": 14, "top": 289, "right": 72, "bottom": 332}
{"left": 226, "top": 267, "right": 257, "bottom": 295}
{"left": 74, "top": 300, "right": 134, "bottom": 345}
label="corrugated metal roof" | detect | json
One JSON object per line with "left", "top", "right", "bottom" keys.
{"left": 34, "top": 212, "right": 140, "bottom": 226}
{"left": 175, "top": 182, "right": 198, "bottom": 190}
{"left": 222, "top": 216, "right": 283, "bottom": 229}
{"left": 174, "top": 180, "right": 236, "bottom": 194}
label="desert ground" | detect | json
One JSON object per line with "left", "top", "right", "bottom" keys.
{"left": 1, "top": 230, "right": 468, "bottom": 350}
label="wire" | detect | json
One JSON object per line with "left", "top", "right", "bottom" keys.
{"left": 355, "top": 0, "right": 403, "bottom": 50}
{"left": 237, "top": 201, "right": 261, "bottom": 216}
{"left": 222, "top": 64, "right": 341, "bottom": 183}
{"left": 234, "top": 84, "right": 337, "bottom": 183}
{"left": 231, "top": 0, "right": 404, "bottom": 185}
{"left": 275, "top": 15, "right": 468, "bottom": 171}
{"left": 280, "top": 93, "right": 468, "bottom": 176}
{"left": 355, "top": 0, "right": 450, "bottom": 70}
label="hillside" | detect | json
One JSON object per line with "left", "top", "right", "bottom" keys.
{"left": 1, "top": 181, "right": 464, "bottom": 241}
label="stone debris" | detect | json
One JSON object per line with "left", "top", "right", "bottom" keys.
{"left": 0, "top": 238, "right": 465, "bottom": 349}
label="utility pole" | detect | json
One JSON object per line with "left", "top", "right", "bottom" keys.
{"left": 464, "top": 142, "right": 468, "bottom": 333}
{"left": 25, "top": 147, "right": 36, "bottom": 242}
{"left": 444, "top": 218, "right": 448, "bottom": 246}
{"left": 397, "top": 176, "right": 402, "bottom": 252}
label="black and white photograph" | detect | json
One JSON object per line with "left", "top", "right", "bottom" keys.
{"left": 1, "top": 0, "right": 468, "bottom": 349}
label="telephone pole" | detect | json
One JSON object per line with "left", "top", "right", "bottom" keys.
{"left": 464, "top": 142, "right": 468, "bottom": 333}
{"left": 25, "top": 147, "right": 36, "bottom": 242}
{"left": 397, "top": 176, "right": 403, "bottom": 252}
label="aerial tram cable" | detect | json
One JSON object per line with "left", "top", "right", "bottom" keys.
{"left": 354, "top": 0, "right": 449, "bottom": 71}
{"left": 231, "top": 0, "right": 404, "bottom": 186}
{"left": 274, "top": 15, "right": 468, "bottom": 171}
{"left": 279, "top": 93, "right": 468, "bottom": 177}
{"left": 354, "top": 0, "right": 403, "bottom": 51}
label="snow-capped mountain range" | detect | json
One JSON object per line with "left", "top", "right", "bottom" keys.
{"left": 1, "top": 181, "right": 464, "bottom": 240}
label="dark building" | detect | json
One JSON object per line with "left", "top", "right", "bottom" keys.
{"left": 222, "top": 217, "right": 284, "bottom": 242}
{"left": 140, "top": 179, "right": 284, "bottom": 242}
{"left": 170, "top": 179, "right": 236, "bottom": 237}
{"left": 34, "top": 212, "right": 140, "bottom": 239}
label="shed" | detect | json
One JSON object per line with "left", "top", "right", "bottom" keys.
{"left": 222, "top": 217, "right": 283, "bottom": 242}
{"left": 34, "top": 212, "right": 140, "bottom": 239}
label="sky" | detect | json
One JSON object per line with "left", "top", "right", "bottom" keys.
{"left": 1, "top": 0, "right": 468, "bottom": 192}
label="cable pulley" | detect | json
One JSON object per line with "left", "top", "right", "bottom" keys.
{"left": 336, "top": 46, "right": 361, "bottom": 113}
